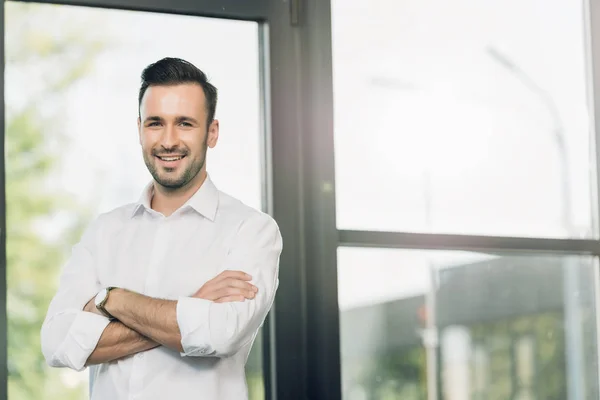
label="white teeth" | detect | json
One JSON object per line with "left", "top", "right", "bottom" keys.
{"left": 159, "top": 156, "right": 183, "bottom": 161}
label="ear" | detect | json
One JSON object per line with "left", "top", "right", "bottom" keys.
{"left": 137, "top": 117, "right": 142, "bottom": 145}
{"left": 207, "top": 119, "right": 219, "bottom": 148}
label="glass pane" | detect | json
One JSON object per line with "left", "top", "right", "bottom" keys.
{"left": 331, "top": 0, "right": 595, "bottom": 238}
{"left": 5, "top": 2, "right": 264, "bottom": 399}
{"left": 338, "top": 247, "right": 599, "bottom": 399}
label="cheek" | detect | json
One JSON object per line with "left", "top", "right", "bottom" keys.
{"left": 140, "top": 131, "right": 158, "bottom": 150}
{"left": 139, "top": 135, "right": 148, "bottom": 150}
{"left": 181, "top": 132, "right": 207, "bottom": 151}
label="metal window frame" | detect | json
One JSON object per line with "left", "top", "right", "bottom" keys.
{"left": 0, "top": 2, "right": 6, "bottom": 399}
{"left": 339, "top": 230, "right": 600, "bottom": 255}
{"left": 24, "top": 0, "right": 269, "bottom": 19}
{"left": 295, "top": 0, "right": 600, "bottom": 399}
{"left": 333, "top": 4, "right": 600, "bottom": 400}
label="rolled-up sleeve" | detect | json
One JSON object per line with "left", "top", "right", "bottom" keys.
{"left": 40, "top": 218, "right": 111, "bottom": 371}
{"left": 176, "top": 212, "right": 282, "bottom": 358}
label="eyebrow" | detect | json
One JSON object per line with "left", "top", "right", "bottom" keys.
{"left": 176, "top": 116, "right": 199, "bottom": 124}
{"left": 144, "top": 116, "right": 200, "bottom": 124}
{"left": 144, "top": 116, "right": 162, "bottom": 124}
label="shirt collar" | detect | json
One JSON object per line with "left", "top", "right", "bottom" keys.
{"left": 131, "top": 174, "right": 219, "bottom": 221}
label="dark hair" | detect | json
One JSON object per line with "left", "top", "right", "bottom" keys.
{"left": 138, "top": 57, "right": 218, "bottom": 127}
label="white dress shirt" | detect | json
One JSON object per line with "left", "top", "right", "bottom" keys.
{"left": 40, "top": 175, "right": 282, "bottom": 400}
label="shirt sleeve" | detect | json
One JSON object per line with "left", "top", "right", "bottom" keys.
{"left": 40, "top": 217, "right": 111, "bottom": 371}
{"left": 176, "top": 212, "right": 282, "bottom": 357}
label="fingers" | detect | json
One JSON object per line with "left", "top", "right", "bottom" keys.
{"left": 222, "top": 277, "right": 258, "bottom": 292}
{"left": 194, "top": 270, "right": 259, "bottom": 302}
{"left": 199, "top": 287, "right": 254, "bottom": 302}
{"left": 212, "top": 272, "right": 257, "bottom": 294}
{"left": 212, "top": 282, "right": 257, "bottom": 300}
{"left": 215, "top": 295, "right": 246, "bottom": 303}
{"left": 216, "top": 270, "right": 252, "bottom": 282}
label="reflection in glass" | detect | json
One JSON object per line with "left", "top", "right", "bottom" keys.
{"left": 6, "top": 2, "right": 264, "bottom": 399}
{"left": 338, "top": 247, "right": 598, "bottom": 399}
{"left": 331, "top": 0, "right": 594, "bottom": 238}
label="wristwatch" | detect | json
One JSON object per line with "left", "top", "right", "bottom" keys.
{"left": 95, "top": 287, "right": 117, "bottom": 320}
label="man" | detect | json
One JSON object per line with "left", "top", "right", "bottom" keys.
{"left": 40, "top": 57, "right": 282, "bottom": 400}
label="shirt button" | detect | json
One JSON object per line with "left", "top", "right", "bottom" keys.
{"left": 137, "top": 353, "right": 144, "bottom": 359}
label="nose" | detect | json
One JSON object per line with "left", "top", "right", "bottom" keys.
{"left": 160, "top": 123, "right": 180, "bottom": 150}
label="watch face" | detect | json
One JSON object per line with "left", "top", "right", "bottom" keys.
{"left": 95, "top": 288, "right": 107, "bottom": 307}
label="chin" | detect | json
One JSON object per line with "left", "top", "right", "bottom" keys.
{"left": 161, "top": 179, "right": 188, "bottom": 189}
{"left": 152, "top": 173, "right": 185, "bottom": 188}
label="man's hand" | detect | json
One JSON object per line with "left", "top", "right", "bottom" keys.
{"left": 193, "top": 270, "right": 258, "bottom": 303}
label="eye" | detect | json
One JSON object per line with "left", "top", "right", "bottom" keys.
{"left": 147, "top": 121, "right": 161, "bottom": 127}
{"left": 179, "top": 121, "right": 193, "bottom": 127}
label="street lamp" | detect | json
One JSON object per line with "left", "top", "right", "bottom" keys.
{"left": 487, "top": 46, "right": 585, "bottom": 400}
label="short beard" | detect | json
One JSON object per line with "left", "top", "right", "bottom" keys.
{"left": 144, "top": 145, "right": 207, "bottom": 191}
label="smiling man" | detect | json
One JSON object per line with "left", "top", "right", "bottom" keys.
{"left": 40, "top": 57, "right": 282, "bottom": 400}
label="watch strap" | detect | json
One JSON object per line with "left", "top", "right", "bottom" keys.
{"left": 97, "top": 286, "right": 117, "bottom": 320}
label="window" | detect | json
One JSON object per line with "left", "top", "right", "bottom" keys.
{"left": 331, "top": 0, "right": 600, "bottom": 398}
{"left": 332, "top": 0, "right": 594, "bottom": 238}
{"left": 5, "top": 2, "right": 264, "bottom": 398}
{"left": 338, "top": 248, "right": 599, "bottom": 399}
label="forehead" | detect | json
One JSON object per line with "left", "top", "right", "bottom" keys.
{"left": 140, "top": 83, "right": 206, "bottom": 117}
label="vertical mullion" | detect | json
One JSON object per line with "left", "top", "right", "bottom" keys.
{"left": 0, "top": 1, "right": 7, "bottom": 399}
{"left": 300, "top": 0, "right": 341, "bottom": 398}
{"left": 267, "top": 0, "right": 309, "bottom": 398}
{"left": 258, "top": 20, "right": 276, "bottom": 400}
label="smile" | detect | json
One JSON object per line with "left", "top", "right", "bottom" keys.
{"left": 156, "top": 155, "right": 185, "bottom": 161}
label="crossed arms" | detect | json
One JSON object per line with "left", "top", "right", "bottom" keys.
{"left": 82, "top": 270, "right": 258, "bottom": 365}
{"left": 40, "top": 213, "right": 282, "bottom": 371}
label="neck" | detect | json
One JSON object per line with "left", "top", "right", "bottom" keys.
{"left": 151, "top": 170, "right": 207, "bottom": 216}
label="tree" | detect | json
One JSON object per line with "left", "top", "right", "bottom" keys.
{"left": 5, "top": 3, "right": 107, "bottom": 399}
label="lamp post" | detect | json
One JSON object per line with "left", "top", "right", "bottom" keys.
{"left": 488, "top": 46, "right": 584, "bottom": 400}
{"left": 422, "top": 167, "right": 438, "bottom": 400}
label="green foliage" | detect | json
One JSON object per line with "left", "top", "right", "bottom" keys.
{"left": 471, "top": 313, "right": 566, "bottom": 400}
{"left": 6, "top": 2, "right": 107, "bottom": 399}
{"left": 247, "top": 373, "right": 265, "bottom": 399}
{"left": 355, "top": 346, "right": 427, "bottom": 400}
{"left": 342, "top": 313, "right": 570, "bottom": 400}
{"left": 246, "top": 332, "right": 265, "bottom": 399}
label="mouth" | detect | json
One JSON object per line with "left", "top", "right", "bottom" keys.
{"left": 156, "top": 155, "right": 185, "bottom": 161}
{"left": 155, "top": 154, "right": 186, "bottom": 168}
